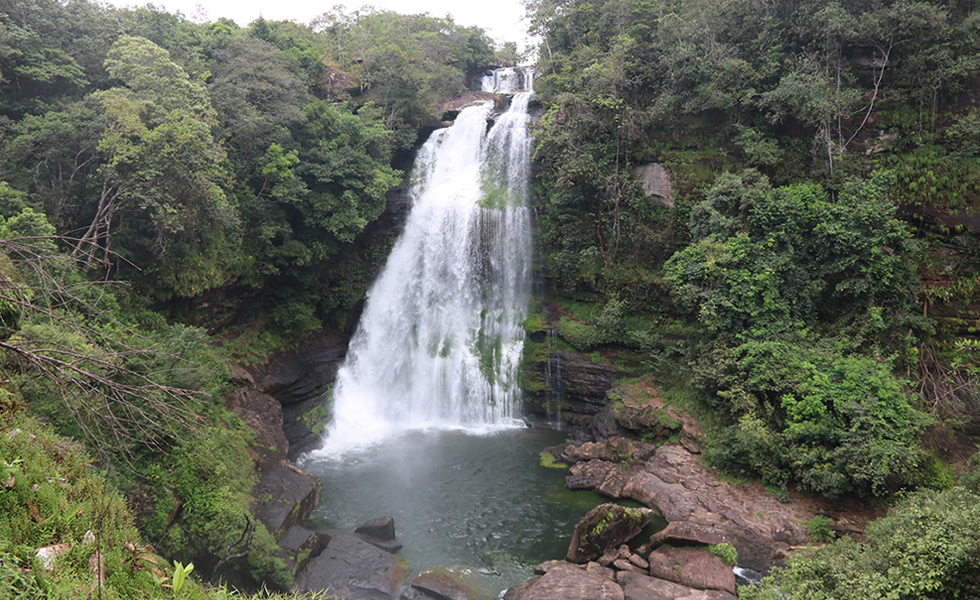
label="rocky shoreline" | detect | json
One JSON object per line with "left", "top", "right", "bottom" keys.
{"left": 226, "top": 328, "right": 876, "bottom": 598}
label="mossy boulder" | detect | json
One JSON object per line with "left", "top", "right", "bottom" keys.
{"left": 566, "top": 503, "right": 652, "bottom": 564}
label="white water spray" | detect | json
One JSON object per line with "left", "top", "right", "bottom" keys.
{"left": 315, "top": 70, "right": 534, "bottom": 454}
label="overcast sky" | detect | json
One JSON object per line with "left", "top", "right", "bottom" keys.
{"left": 108, "top": 1, "right": 533, "bottom": 50}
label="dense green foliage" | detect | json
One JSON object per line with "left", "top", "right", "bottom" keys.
{"left": 0, "top": 0, "right": 503, "bottom": 327}
{"left": 0, "top": 412, "right": 332, "bottom": 599}
{"left": 662, "top": 171, "right": 927, "bottom": 495}
{"left": 742, "top": 486, "right": 980, "bottom": 600}
{"left": 0, "top": 0, "right": 511, "bottom": 594}
{"left": 528, "top": 0, "right": 980, "bottom": 496}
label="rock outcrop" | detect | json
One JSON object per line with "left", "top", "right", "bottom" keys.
{"left": 545, "top": 436, "right": 844, "bottom": 571}
{"left": 504, "top": 562, "right": 625, "bottom": 600}
{"left": 251, "top": 462, "right": 322, "bottom": 540}
{"left": 293, "top": 531, "right": 415, "bottom": 600}
{"left": 523, "top": 345, "right": 622, "bottom": 432}
{"left": 256, "top": 331, "right": 349, "bottom": 458}
{"left": 633, "top": 163, "right": 674, "bottom": 208}
{"left": 647, "top": 547, "right": 736, "bottom": 595}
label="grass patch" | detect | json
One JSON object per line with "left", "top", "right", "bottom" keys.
{"left": 539, "top": 451, "right": 568, "bottom": 470}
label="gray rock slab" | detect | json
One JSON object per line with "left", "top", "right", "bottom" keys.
{"left": 251, "top": 463, "right": 321, "bottom": 539}
{"left": 293, "top": 531, "right": 414, "bottom": 600}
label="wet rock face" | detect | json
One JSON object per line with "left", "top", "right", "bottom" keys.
{"left": 522, "top": 347, "right": 621, "bottom": 433}
{"left": 255, "top": 330, "right": 349, "bottom": 458}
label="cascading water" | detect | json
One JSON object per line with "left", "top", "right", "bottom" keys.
{"left": 300, "top": 71, "right": 623, "bottom": 595}
{"left": 316, "top": 68, "right": 534, "bottom": 453}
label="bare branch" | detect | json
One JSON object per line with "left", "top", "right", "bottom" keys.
{"left": 0, "top": 235, "right": 205, "bottom": 464}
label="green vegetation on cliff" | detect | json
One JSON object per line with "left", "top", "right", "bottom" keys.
{"left": 527, "top": 0, "right": 979, "bottom": 497}
{"left": 0, "top": 0, "right": 978, "bottom": 594}
{"left": 526, "top": 0, "right": 980, "bottom": 593}
{"left": 0, "top": 0, "right": 513, "bottom": 594}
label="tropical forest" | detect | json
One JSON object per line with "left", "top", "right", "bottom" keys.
{"left": 0, "top": 0, "right": 978, "bottom": 599}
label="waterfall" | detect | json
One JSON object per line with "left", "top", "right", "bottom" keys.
{"left": 317, "top": 69, "right": 534, "bottom": 453}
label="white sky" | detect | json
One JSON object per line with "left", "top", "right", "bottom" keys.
{"left": 112, "top": 1, "right": 533, "bottom": 51}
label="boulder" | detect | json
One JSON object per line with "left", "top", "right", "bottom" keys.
{"left": 504, "top": 562, "right": 624, "bottom": 600}
{"left": 598, "top": 544, "right": 632, "bottom": 567}
{"left": 612, "top": 558, "right": 642, "bottom": 572}
{"left": 628, "top": 553, "right": 649, "bottom": 569}
{"left": 357, "top": 516, "right": 396, "bottom": 541}
{"left": 617, "top": 571, "right": 736, "bottom": 600}
{"left": 275, "top": 525, "right": 321, "bottom": 575}
{"left": 293, "top": 531, "right": 415, "bottom": 599}
{"left": 646, "top": 547, "right": 736, "bottom": 595}
{"left": 412, "top": 570, "right": 491, "bottom": 600}
{"left": 567, "top": 504, "right": 652, "bottom": 564}
{"left": 252, "top": 462, "right": 321, "bottom": 539}
{"left": 226, "top": 388, "right": 288, "bottom": 459}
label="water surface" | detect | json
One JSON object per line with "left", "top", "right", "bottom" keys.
{"left": 302, "top": 428, "right": 611, "bottom": 595}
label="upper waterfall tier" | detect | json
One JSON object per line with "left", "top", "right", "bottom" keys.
{"left": 316, "top": 70, "right": 534, "bottom": 454}
{"left": 481, "top": 67, "right": 532, "bottom": 94}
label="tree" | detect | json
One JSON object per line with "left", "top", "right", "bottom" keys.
{"left": 75, "top": 36, "right": 236, "bottom": 298}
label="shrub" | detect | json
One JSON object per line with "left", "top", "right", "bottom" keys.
{"left": 743, "top": 488, "right": 980, "bottom": 600}
{"left": 804, "top": 515, "right": 835, "bottom": 542}
{"left": 708, "top": 542, "right": 738, "bottom": 566}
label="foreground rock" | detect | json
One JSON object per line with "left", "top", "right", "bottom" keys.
{"left": 647, "top": 547, "right": 736, "bottom": 595}
{"left": 293, "top": 531, "right": 415, "bottom": 599}
{"left": 504, "top": 562, "right": 624, "bottom": 600}
{"left": 252, "top": 462, "right": 321, "bottom": 540}
{"left": 617, "top": 571, "right": 736, "bottom": 600}
{"left": 567, "top": 503, "right": 652, "bottom": 563}
{"left": 548, "top": 437, "right": 825, "bottom": 570}
{"left": 412, "top": 570, "right": 492, "bottom": 600}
